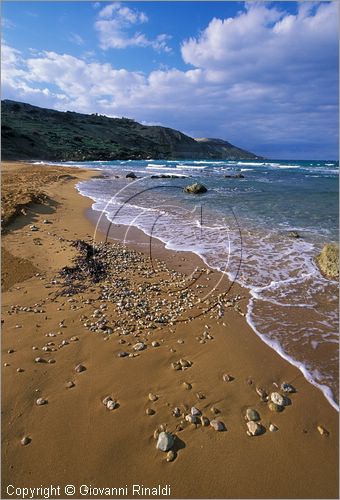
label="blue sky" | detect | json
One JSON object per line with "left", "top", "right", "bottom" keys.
{"left": 2, "top": 1, "right": 339, "bottom": 159}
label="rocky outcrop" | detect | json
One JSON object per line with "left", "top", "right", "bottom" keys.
{"left": 184, "top": 183, "right": 208, "bottom": 194}
{"left": 224, "top": 173, "right": 245, "bottom": 179}
{"left": 316, "top": 243, "right": 339, "bottom": 279}
{"left": 126, "top": 172, "right": 137, "bottom": 179}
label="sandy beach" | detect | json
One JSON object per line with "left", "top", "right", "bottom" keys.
{"left": 1, "top": 161, "right": 338, "bottom": 499}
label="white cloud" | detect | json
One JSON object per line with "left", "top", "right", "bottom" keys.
{"left": 1, "top": 2, "right": 338, "bottom": 158}
{"left": 95, "top": 2, "right": 171, "bottom": 52}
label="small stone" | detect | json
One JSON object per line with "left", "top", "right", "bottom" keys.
{"left": 34, "top": 357, "right": 45, "bottom": 363}
{"left": 151, "top": 341, "right": 160, "bottom": 347}
{"left": 191, "top": 407, "right": 201, "bottom": 416}
{"left": 246, "top": 408, "right": 260, "bottom": 422}
{"left": 32, "top": 347, "right": 38, "bottom": 350}
{"left": 269, "top": 424, "right": 278, "bottom": 432}
{"left": 281, "top": 382, "right": 296, "bottom": 393}
{"left": 268, "top": 402, "right": 284, "bottom": 412}
{"left": 3, "top": 363, "right": 10, "bottom": 367}
{"left": 246, "top": 421, "right": 263, "bottom": 436}
{"left": 255, "top": 386, "right": 268, "bottom": 400}
{"left": 7, "top": 349, "right": 15, "bottom": 354}
{"left": 133, "top": 342, "right": 145, "bottom": 351}
{"left": 118, "top": 351, "right": 129, "bottom": 358}
{"left": 47, "top": 359, "right": 55, "bottom": 364}
{"left": 21, "top": 436, "right": 31, "bottom": 446}
{"left": 146, "top": 408, "right": 155, "bottom": 415}
{"left": 201, "top": 416, "right": 210, "bottom": 426}
{"left": 148, "top": 393, "right": 158, "bottom": 402}
{"left": 36, "top": 398, "right": 48, "bottom": 406}
{"left": 177, "top": 339, "right": 184, "bottom": 344}
{"left": 210, "top": 406, "right": 220, "bottom": 415}
{"left": 75, "top": 364, "right": 86, "bottom": 373}
{"left": 65, "top": 381, "right": 75, "bottom": 389}
{"left": 156, "top": 431, "right": 174, "bottom": 452}
{"left": 185, "top": 414, "right": 198, "bottom": 424}
{"left": 17, "top": 368, "right": 24, "bottom": 373}
{"left": 171, "top": 362, "right": 181, "bottom": 370}
{"left": 106, "top": 400, "right": 117, "bottom": 410}
{"left": 172, "top": 407, "right": 181, "bottom": 417}
{"left": 196, "top": 392, "right": 205, "bottom": 400}
{"left": 166, "top": 450, "right": 176, "bottom": 462}
{"left": 70, "top": 336, "right": 79, "bottom": 342}
{"left": 270, "top": 392, "right": 285, "bottom": 406}
{"left": 102, "top": 396, "right": 112, "bottom": 406}
{"left": 223, "top": 373, "right": 234, "bottom": 382}
{"left": 179, "top": 358, "right": 191, "bottom": 368}
{"left": 182, "top": 382, "right": 192, "bottom": 390}
{"left": 210, "top": 419, "right": 225, "bottom": 431}
{"left": 317, "top": 425, "right": 329, "bottom": 436}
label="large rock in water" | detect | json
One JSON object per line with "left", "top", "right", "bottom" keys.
{"left": 184, "top": 182, "right": 208, "bottom": 194}
{"left": 316, "top": 243, "right": 339, "bottom": 279}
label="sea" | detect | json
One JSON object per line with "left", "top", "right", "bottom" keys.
{"left": 42, "top": 158, "right": 339, "bottom": 410}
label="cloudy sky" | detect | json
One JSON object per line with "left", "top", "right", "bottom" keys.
{"left": 2, "top": 1, "right": 339, "bottom": 159}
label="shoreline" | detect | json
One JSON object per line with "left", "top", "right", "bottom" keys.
{"left": 78, "top": 177, "right": 339, "bottom": 412}
{"left": 2, "top": 161, "right": 338, "bottom": 499}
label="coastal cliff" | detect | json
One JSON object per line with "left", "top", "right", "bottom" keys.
{"left": 1, "top": 100, "right": 260, "bottom": 161}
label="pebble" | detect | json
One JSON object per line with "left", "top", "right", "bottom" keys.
{"left": 32, "top": 347, "right": 38, "bottom": 350}
{"left": 133, "top": 342, "right": 145, "bottom": 351}
{"left": 7, "top": 349, "right": 15, "bottom": 354}
{"left": 148, "top": 393, "right": 158, "bottom": 402}
{"left": 281, "top": 382, "right": 296, "bottom": 393}
{"left": 177, "top": 339, "right": 184, "bottom": 344}
{"left": 65, "top": 381, "right": 75, "bottom": 389}
{"left": 255, "top": 386, "right": 268, "bottom": 400}
{"left": 172, "top": 407, "right": 181, "bottom": 417}
{"left": 185, "top": 414, "right": 198, "bottom": 424}
{"left": 210, "top": 419, "right": 225, "bottom": 431}
{"left": 102, "top": 396, "right": 112, "bottom": 406}
{"left": 151, "top": 341, "right": 160, "bottom": 347}
{"left": 196, "top": 392, "right": 205, "bottom": 400}
{"left": 21, "top": 436, "right": 31, "bottom": 446}
{"left": 246, "top": 421, "right": 263, "bottom": 436}
{"left": 34, "top": 357, "right": 45, "bottom": 363}
{"left": 210, "top": 406, "right": 220, "bottom": 415}
{"left": 191, "top": 407, "right": 201, "bottom": 416}
{"left": 182, "top": 382, "right": 192, "bottom": 390}
{"left": 270, "top": 392, "right": 285, "bottom": 406}
{"left": 118, "top": 352, "right": 129, "bottom": 358}
{"left": 269, "top": 424, "right": 278, "bottom": 432}
{"left": 156, "top": 432, "right": 174, "bottom": 452}
{"left": 223, "top": 373, "right": 234, "bottom": 382}
{"left": 36, "top": 398, "right": 48, "bottom": 406}
{"left": 17, "top": 368, "right": 24, "bottom": 373}
{"left": 201, "top": 416, "right": 210, "bottom": 426}
{"left": 246, "top": 408, "right": 260, "bottom": 422}
{"left": 171, "top": 362, "right": 181, "bottom": 371}
{"left": 106, "top": 400, "right": 117, "bottom": 410}
{"left": 268, "top": 402, "right": 284, "bottom": 412}
{"left": 166, "top": 450, "right": 176, "bottom": 462}
{"left": 179, "top": 358, "right": 192, "bottom": 368}
{"left": 75, "top": 364, "right": 86, "bottom": 373}
{"left": 3, "top": 363, "right": 10, "bottom": 367}
{"left": 317, "top": 425, "right": 329, "bottom": 436}
{"left": 47, "top": 359, "right": 56, "bottom": 364}
{"left": 146, "top": 408, "right": 155, "bottom": 415}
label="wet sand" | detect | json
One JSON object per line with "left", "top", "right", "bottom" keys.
{"left": 1, "top": 161, "right": 338, "bottom": 499}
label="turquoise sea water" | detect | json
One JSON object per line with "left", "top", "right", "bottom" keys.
{"left": 43, "top": 158, "right": 339, "bottom": 409}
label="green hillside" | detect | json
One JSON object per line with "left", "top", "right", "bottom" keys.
{"left": 1, "top": 100, "right": 260, "bottom": 161}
